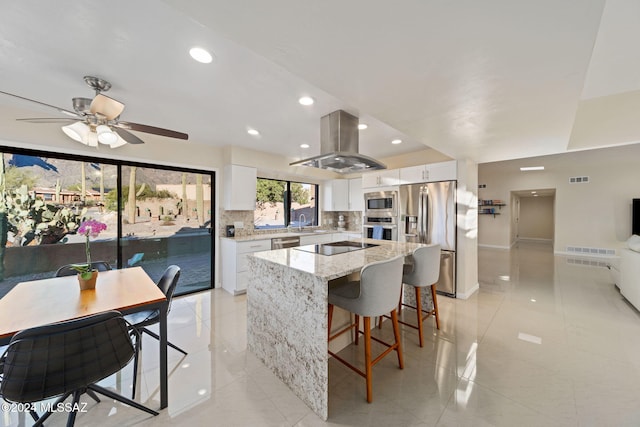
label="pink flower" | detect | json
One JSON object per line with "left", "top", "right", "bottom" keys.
{"left": 78, "top": 219, "right": 107, "bottom": 238}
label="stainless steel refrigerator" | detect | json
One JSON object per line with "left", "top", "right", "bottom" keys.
{"left": 399, "top": 181, "right": 456, "bottom": 297}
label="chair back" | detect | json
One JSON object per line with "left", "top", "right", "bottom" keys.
{"left": 0, "top": 310, "right": 133, "bottom": 403}
{"left": 356, "top": 255, "right": 404, "bottom": 317}
{"left": 55, "top": 261, "right": 112, "bottom": 277}
{"left": 403, "top": 244, "right": 441, "bottom": 287}
{"left": 157, "top": 265, "right": 181, "bottom": 313}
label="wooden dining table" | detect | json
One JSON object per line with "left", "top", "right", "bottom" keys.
{"left": 0, "top": 266, "right": 170, "bottom": 409}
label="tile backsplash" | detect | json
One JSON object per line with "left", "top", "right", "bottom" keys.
{"left": 220, "top": 210, "right": 362, "bottom": 238}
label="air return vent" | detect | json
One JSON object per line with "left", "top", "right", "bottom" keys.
{"left": 566, "top": 258, "right": 610, "bottom": 268}
{"left": 569, "top": 176, "right": 589, "bottom": 184}
{"left": 566, "top": 246, "right": 615, "bottom": 256}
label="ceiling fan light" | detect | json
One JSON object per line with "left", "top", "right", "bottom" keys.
{"left": 97, "top": 125, "right": 118, "bottom": 145}
{"left": 108, "top": 134, "right": 128, "bottom": 149}
{"left": 61, "top": 121, "right": 90, "bottom": 143}
{"left": 86, "top": 132, "right": 98, "bottom": 147}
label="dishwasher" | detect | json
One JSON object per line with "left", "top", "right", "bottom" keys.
{"left": 271, "top": 236, "right": 300, "bottom": 249}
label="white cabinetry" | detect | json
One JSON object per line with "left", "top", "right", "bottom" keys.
{"left": 398, "top": 160, "right": 457, "bottom": 185}
{"left": 361, "top": 169, "right": 400, "bottom": 188}
{"left": 399, "top": 165, "right": 427, "bottom": 184}
{"left": 323, "top": 178, "right": 364, "bottom": 212}
{"left": 427, "top": 160, "right": 457, "bottom": 182}
{"left": 348, "top": 178, "right": 364, "bottom": 211}
{"left": 223, "top": 165, "right": 257, "bottom": 210}
{"left": 221, "top": 238, "right": 270, "bottom": 295}
{"left": 322, "top": 179, "right": 349, "bottom": 211}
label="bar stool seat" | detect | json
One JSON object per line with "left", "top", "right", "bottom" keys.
{"left": 397, "top": 244, "right": 441, "bottom": 347}
{"left": 327, "top": 255, "right": 405, "bottom": 403}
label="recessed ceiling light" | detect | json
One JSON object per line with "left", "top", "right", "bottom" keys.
{"left": 531, "top": 191, "right": 537, "bottom": 194}
{"left": 533, "top": 194, "right": 539, "bottom": 197}
{"left": 520, "top": 166, "right": 544, "bottom": 171}
{"left": 358, "top": 123, "right": 368, "bottom": 130}
{"left": 247, "top": 129, "right": 260, "bottom": 136}
{"left": 298, "top": 96, "right": 314, "bottom": 106}
{"left": 300, "top": 143, "right": 310, "bottom": 148}
{"left": 391, "top": 139, "right": 402, "bottom": 145}
{"left": 189, "top": 47, "right": 213, "bottom": 64}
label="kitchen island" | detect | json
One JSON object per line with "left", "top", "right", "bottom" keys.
{"left": 246, "top": 239, "right": 423, "bottom": 420}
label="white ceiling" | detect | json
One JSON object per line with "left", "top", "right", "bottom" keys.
{"left": 1, "top": 0, "right": 639, "bottom": 165}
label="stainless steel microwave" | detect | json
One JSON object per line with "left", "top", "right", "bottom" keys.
{"left": 364, "top": 191, "right": 397, "bottom": 217}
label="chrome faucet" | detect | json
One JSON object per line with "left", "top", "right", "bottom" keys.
{"left": 299, "top": 214, "right": 306, "bottom": 231}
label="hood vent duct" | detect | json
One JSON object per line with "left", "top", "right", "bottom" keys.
{"left": 290, "top": 110, "right": 386, "bottom": 174}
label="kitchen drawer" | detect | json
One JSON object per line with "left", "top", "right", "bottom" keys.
{"left": 236, "top": 239, "right": 271, "bottom": 254}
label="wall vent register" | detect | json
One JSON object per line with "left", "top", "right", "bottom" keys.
{"left": 569, "top": 176, "right": 590, "bottom": 184}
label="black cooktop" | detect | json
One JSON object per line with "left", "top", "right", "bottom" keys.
{"left": 294, "top": 240, "right": 379, "bottom": 256}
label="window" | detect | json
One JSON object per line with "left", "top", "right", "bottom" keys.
{"left": 254, "top": 178, "right": 317, "bottom": 229}
{"left": 0, "top": 147, "right": 214, "bottom": 300}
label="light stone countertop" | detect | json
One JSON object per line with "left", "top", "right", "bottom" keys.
{"left": 249, "top": 238, "right": 423, "bottom": 281}
{"left": 220, "top": 229, "right": 361, "bottom": 242}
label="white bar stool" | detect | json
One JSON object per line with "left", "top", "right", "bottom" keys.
{"left": 395, "top": 244, "right": 441, "bottom": 347}
{"left": 327, "top": 255, "right": 405, "bottom": 403}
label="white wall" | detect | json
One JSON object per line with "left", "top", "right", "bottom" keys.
{"left": 518, "top": 196, "right": 554, "bottom": 240}
{"left": 478, "top": 143, "right": 640, "bottom": 254}
{"left": 456, "top": 159, "right": 479, "bottom": 298}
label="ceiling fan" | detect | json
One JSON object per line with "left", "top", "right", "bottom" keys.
{"left": 0, "top": 76, "right": 188, "bottom": 148}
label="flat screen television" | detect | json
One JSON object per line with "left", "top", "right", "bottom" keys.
{"left": 634, "top": 199, "right": 640, "bottom": 236}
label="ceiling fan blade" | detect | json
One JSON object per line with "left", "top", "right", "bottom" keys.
{"left": 112, "top": 127, "right": 145, "bottom": 144}
{"left": 0, "top": 90, "right": 82, "bottom": 118}
{"left": 115, "top": 121, "right": 188, "bottom": 140}
{"left": 90, "top": 93, "right": 125, "bottom": 120}
{"left": 17, "top": 117, "right": 79, "bottom": 123}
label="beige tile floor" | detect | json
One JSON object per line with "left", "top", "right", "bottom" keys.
{"left": 3, "top": 240, "right": 640, "bottom": 426}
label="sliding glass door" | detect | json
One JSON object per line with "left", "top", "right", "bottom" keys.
{"left": 120, "top": 166, "right": 213, "bottom": 295}
{"left": 0, "top": 148, "right": 214, "bottom": 299}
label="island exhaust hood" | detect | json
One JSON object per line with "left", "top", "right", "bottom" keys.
{"left": 290, "top": 110, "right": 386, "bottom": 173}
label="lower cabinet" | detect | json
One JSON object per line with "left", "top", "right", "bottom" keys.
{"left": 221, "top": 238, "right": 271, "bottom": 295}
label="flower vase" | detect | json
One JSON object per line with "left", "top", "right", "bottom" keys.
{"left": 78, "top": 270, "right": 98, "bottom": 291}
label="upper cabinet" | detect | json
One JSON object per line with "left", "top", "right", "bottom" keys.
{"left": 427, "top": 160, "right": 457, "bottom": 182}
{"left": 399, "top": 165, "right": 427, "bottom": 184}
{"left": 398, "top": 160, "right": 457, "bottom": 184}
{"left": 223, "top": 165, "right": 257, "bottom": 211}
{"left": 322, "top": 179, "right": 349, "bottom": 211}
{"left": 361, "top": 169, "right": 401, "bottom": 188}
{"left": 322, "top": 178, "right": 364, "bottom": 212}
{"left": 348, "top": 178, "right": 364, "bottom": 211}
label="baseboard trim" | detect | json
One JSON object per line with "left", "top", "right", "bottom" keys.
{"left": 478, "top": 244, "right": 510, "bottom": 250}
{"left": 456, "top": 283, "right": 479, "bottom": 299}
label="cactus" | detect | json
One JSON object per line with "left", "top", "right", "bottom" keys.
{"left": 1, "top": 185, "right": 85, "bottom": 247}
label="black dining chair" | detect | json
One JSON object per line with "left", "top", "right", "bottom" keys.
{"left": 55, "top": 261, "right": 112, "bottom": 277}
{"left": 0, "top": 310, "right": 158, "bottom": 427}
{"left": 125, "top": 265, "right": 187, "bottom": 398}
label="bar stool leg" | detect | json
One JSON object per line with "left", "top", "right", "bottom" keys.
{"left": 363, "top": 316, "right": 373, "bottom": 403}
{"left": 415, "top": 286, "right": 424, "bottom": 347}
{"left": 354, "top": 314, "right": 360, "bottom": 345}
{"left": 390, "top": 309, "right": 404, "bottom": 369}
{"left": 431, "top": 284, "right": 441, "bottom": 330}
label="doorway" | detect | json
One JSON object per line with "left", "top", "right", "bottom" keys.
{"left": 511, "top": 189, "right": 556, "bottom": 248}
